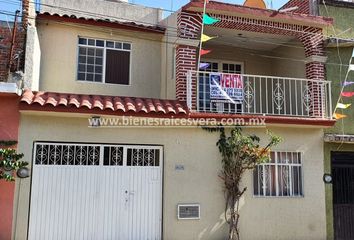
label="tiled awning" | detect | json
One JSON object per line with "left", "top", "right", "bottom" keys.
{"left": 20, "top": 90, "right": 188, "bottom": 116}
{"left": 19, "top": 90, "right": 336, "bottom": 126}
{"left": 182, "top": 0, "right": 333, "bottom": 27}
{"left": 37, "top": 12, "right": 165, "bottom": 34}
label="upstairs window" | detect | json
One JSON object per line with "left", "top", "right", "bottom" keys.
{"left": 77, "top": 37, "right": 131, "bottom": 85}
{"left": 253, "top": 151, "right": 303, "bottom": 197}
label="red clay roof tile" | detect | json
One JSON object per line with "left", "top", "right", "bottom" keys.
{"left": 37, "top": 12, "right": 166, "bottom": 34}
{"left": 20, "top": 90, "right": 188, "bottom": 116}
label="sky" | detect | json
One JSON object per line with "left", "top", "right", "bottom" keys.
{"left": 131, "top": 0, "right": 288, "bottom": 12}
{"left": 0, "top": 0, "right": 289, "bottom": 21}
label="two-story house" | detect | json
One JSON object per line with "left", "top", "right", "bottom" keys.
{"left": 317, "top": 0, "right": 354, "bottom": 239}
{"left": 8, "top": 0, "right": 337, "bottom": 239}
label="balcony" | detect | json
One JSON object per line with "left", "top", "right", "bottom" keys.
{"left": 186, "top": 71, "right": 332, "bottom": 119}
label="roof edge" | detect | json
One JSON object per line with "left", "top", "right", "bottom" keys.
{"left": 319, "top": 0, "right": 354, "bottom": 9}
{"left": 182, "top": 0, "right": 333, "bottom": 27}
{"left": 20, "top": 90, "right": 189, "bottom": 116}
{"left": 37, "top": 12, "right": 166, "bottom": 34}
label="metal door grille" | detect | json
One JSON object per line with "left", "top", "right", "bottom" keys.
{"left": 104, "top": 146, "right": 123, "bottom": 166}
{"left": 35, "top": 143, "right": 100, "bottom": 165}
{"left": 34, "top": 143, "right": 161, "bottom": 167}
{"left": 332, "top": 151, "right": 354, "bottom": 240}
{"left": 127, "top": 148, "right": 160, "bottom": 166}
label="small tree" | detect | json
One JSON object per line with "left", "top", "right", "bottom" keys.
{"left": 0, "top": 141, "right": 27, "bottom": 181}
{"left": 205, "top": 127, "right": 281, "bottom": 240}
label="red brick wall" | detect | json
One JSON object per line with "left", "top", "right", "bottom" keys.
{"left": 176, "top": 45, "right": 198, "bottom": 104}
{"left": 0, "top": 93, "right": 20, "bottom": 240}
{"left": 280, "top": 0, "right": 310, "bottom": 14}
{"left": 0, "top": 22, "right": 26, "bottom": 82}
{"left": 175, "top": 11, "right": 202, "bottom": 104}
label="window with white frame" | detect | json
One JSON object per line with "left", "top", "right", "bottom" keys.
{"left": 253, "top": 151, "right": 303, "bottom": 197}
{"left": 77, "top": 37, "right": 131, "bottom": 85}
{"left": 198, "top": 61, "right": 243, "bottom": 113}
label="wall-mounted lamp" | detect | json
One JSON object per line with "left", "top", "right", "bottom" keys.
{"left": 17, "top": 167, "right": 30, "bottom": 178}
{"left": 323, "top": 173, "right": 333, "bottom": 184}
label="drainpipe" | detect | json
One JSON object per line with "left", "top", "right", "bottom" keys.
{"left": 6, "top": 10, "right": 19, "bottom": 81}
{"left": 20, "top": 0, "right": 30, "bottom": 82}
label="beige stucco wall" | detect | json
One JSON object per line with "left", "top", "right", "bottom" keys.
{"left": 202, "top": 41, "right": 306, "bottom": 79}
{"left": 159, "top": 12, "right": 178, "bottom": 100}
{"left": 202, "top": 44, "right": 274, "bottom": 76}
{"left": 24, "top": 25, "right": 41, "bottom": 90}
{"left": 37, "top": 21, "right": 163, "bottom": 98}
{"left": 13, "top": 113, "right": 326, "bottom": 240}
{"left": 271, "top": 40, "right": 307, "bottom": 79}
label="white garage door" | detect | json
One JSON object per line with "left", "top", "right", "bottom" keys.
{"left": 28, "top": 142, "right": 163, "bottom": 240}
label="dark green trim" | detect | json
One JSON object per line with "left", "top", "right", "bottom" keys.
{"left": 324, "top": 143, "right": 354, "bottom": 240}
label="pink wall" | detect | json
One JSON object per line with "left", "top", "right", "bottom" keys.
{"left": 0, "top": 93, "right": 20, "bottom": 240}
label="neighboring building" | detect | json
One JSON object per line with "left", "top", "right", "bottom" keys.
{"left": 0, "top": 16, "right": 26, "bottom": 240}
{"left": 1, "top": 0, "right": 341, "bottom": 239}
{"left": 318, "top": 1, "right": 354, "bottom": 239}
{"left": 0, "top": 94, "right": 21, "bottom": 240}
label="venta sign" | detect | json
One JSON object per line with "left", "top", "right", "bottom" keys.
{"left": 210, "top": 73, "right": 244, "bottom": 103}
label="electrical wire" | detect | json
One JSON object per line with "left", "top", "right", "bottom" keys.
{"left": 2, "top": 0, "right": 189, "bottom": 33}
{"left": 2, "top": 2, "right": 354, "bottom": 70}
{"left": 5, "top": 0, "right": 354, "bottom": 42}
{"left": 197, "top": 0, "right": 208, "bottom": 70}
{"left": 1, "top": 10, "right": 353, "bottom": 69}
{"left": 1, "top": 7, "right": 352, "bottom": 57}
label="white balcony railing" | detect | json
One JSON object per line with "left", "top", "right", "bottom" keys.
{"left": 187, "top": 71, "right": 332, "bottom": 119}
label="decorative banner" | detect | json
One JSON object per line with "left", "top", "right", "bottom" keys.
{"left": 336, "top": 103, "right": 352, "bottom": 109}
{"left": 200, "top": 49, "right": 212, "bottom": 56}
{"left": 201, "top": 34, "right": 216, "bottom": 42}
{"left": 333, "top": 113, "right": 347, "bottom": 120}
{"left": 342, "top": 92, "right": 354, "bottom": 97}
{"left": 199, "top": 62, "right": 210, "bottom": 70}
{"left": 210, "top": 73, "right": 244, "bottom": 103}
{"left": 203, "top": 14, "right": 220, "bottom": 25}
{"left": 342, "top": 81, "right": 354, "bottom": 87}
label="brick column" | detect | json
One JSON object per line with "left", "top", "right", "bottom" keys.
{"left": 299, "top": 28, "right": 326, "bottom": 118}
{"left": 176, "top": 11, "right": 202, "bottom": 109}
{"left": 22, "top": 0, "right": 29, "bottom": 30}
{"left": 176, "top": 45, "right": 197, "bottom": 104}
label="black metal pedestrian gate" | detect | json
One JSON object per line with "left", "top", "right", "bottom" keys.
{"left": 332, "top": 152, "right": 354, "bottom": 240}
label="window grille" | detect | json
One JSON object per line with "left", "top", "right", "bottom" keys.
{"left": 253, "top": 151, "right": 303, "bottom": 197}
